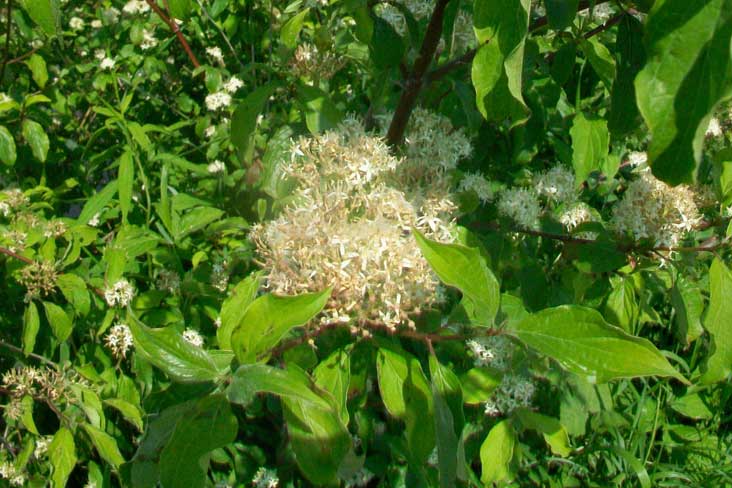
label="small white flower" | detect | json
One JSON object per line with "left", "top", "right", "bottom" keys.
{"left": 497, "top": 187, "right": 541, "bottom": 229}
{"left": 459, "top": 172, "right": 494, "bottom": 203}
{"left": 34, "top": 436, "right": 52, "bottom": 458}
{"left": 69, "top": 17, "right": 85, "bottom": 30}
{"left": 88, "top": 212, "right": 101, "bottom": 227}
{"left": 223, "top": 76, "right": 243, "bottom": 93}
{"left": 204, "top": 126, "right": 216, "bottom": 138}
{"left": 100, "top": 57, "right": 116, "bottom": 70}
{"left": 207, "top": 160, "right": 226, "bottom": 174}
{"left": 706, "top": 117, "right": 723, "bottom": 138}
{"left": 626, "top": 151, "right": 647, "bottom": 168}
{"left": 214, "top": 316, "right": 222, "bottom": 328}
{"left": 140, "top": 28, "right": 158, "bottom": 50}
{"left": 205, "top": 91, "right": 232, "bottom": 111}
{"left": 123, "top": 0, "right": 150, "bottom": 14}
{"left": 94, "top": 49, "right": 106, "bottom": 60}
{"left": 182, "top": 329, "right": 204, "bottom": 347}
{"left": 104, "top": 324, "right": 134, "bottom": 359}
{"left": 534, "top": 165, "right": 577, "bottom": 204}
{"left": 206, "top": 46, "right": 224, "bottom": 63}
{"left": 0, "top": 202, "right": 10, "bottom": 217}
{"left": 91, "top": 19, "right": 103, "bottom": 29}
{"left": 104, "top": 279, "right": 135, "bottom": 307}
{"left": 252, "top": 467, "right": 279, "bottom": 488}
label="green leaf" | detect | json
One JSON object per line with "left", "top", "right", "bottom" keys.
{"left": 414, "top": 230, "right": 500, "bottom": 326}
{"left": 545, "top": 0, "right": 580, "bottom": 30}
{"left": 127, "top": 313, "right": 223, "bottom": 383}
{"left": 230, "top": 288, "right": 331, "bottom": 363}
{"left": 280, "top": 8, "right": 309, "bottom": 49}
{"left": 515, "top": 409, "right": 572, "bottom": 457}
{"left": 22, "top": 119, "right": 49, "bottom": 163}
{"left": 166, "top": 0, "right": 192, "bottom": 19}
{"left": 82, "top": 423, "right": 125, "bottom": 469}
{"left": 472, "top": 0, "right": 531, "bottom": 124}
{"left": 429, "top": 355, "right": 465, "bottom": 488}
{"left": 376, "top": 347, "right": 435, "bottom": 463}
{"left": 480, "top": 419, "right": 515, "bottom": 485}
{"left": 231, "top": 85, "right": 275, "bottom": 163}
{"left": 228, "top": 363, "right": 333, "bottom": 408}
{"left": 579, "top": 38, "right": 616, "bottom": 90}
{"left": 23, "top": 301, "right": 40, "bottom": 355}
{"left": 78, "top": 180, "right": 117, "bottom": 225}
{"left": 117, "top": 150, "right": 134, "bottom": 222}
{"left": 570, "top": 112, "right": 609, "bottom": 187}
{"left": 159, "top": 395, "right": 238, "bottom": 488}
{"left": 700, "top": 258, "right": 732, "bottom": 384}
{"left": 19, "top": 0, "right": 60, "bottom": 36}
{"left": 0, "top": 125, "right": 16, "bottom": 166}
{"left": 635, "top": 0, "right": 732, "bottom": 185}
{"left": 670, "top": 393, "right": 713, "bottom": 420}
{"left": 508, "top": 305, "right": 688, "bottom": 384}
{"left": 56, "top": 273, "right": 90, "bottom": 317}
{"left": 49, "top": 427, "right": 76, "bottom": 488}
{"left": 608, "top": 15, "right": 646, "bottom": 136}
{"left": 21, "top": 395, "right": 39, "bottom": 434}
{"left": 43, "top": 301, "right": 73, "bottom": 342}
{"left": 671, "top": 275, "right": 705, "bottom": 344}
{"left": 460, "top": 367, "right": 501, "bottom": 404}
{"left": 313, "top": 347, "right": 351, "bottom": 426}
{"left": 104, "top": 398, "right": 144, "bottom": 431}
{"left": 174, "top": 206, "right": 224, "bottom": 240}
{"left": 370, "top": 16, "right": 405, "bottom": 68}
{"left": 604, "top": 277, "right": 639, "bottom": 333}
{"left": 298, "top": 84, "right": 343, "bottom": 134}
{"left": 217, "top": 272, "right": 262, "bottom": 349}
{"left": 24, "top": 53, "right": 48, "bottom": 88}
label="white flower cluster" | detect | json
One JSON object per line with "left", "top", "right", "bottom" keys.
{"left": 497, "top": 187, "right": 541, "bottom": 230}
{"left": 399, "top": 107, "right": 472, "bottom": 172}
{"left": 206, "top": 46, "right": 224, "bottom": 64}
{"left": 290, "top": 43, "right": 344, "bottom": 80}
{"left": 100, "top": 57, "right": 116, "bottom": 70}
{"left": 211, "top": 262, "right": 229, "bottom": 291}
{"left": 484, "top": 373, "right": 535, "bottom": 416}
{"left": 559, "top": 202, "right": 595, "bottom": 236}
{"left": 33, "top": 436, "right": 52, "bottom": 459}
{"left": 611, "top": 169, "right": 703, "bottom": 247}
{"left": 252, "top": 115, "right": 461, "bottom": 332}
{"left": 625, "top": 151, "right": 647, "bottom": 167}
{"left": 0, "top": 461, "right": 25, "bottom": 487}
{"left": 140, "top": 28, "right": 158, "bottom": 50}
{"left": 156, "top": 270, "right": 181, "bottom": 293}
{"left": 207, "top": 160, "right": 226, "bottom": 174}
{"left": 459, "top": 172, "right": 494, "bottom": 204}
{"left": 252, "top": 467, "right": 279, "bottom": 488}
{"left": 706, "top": 117, "right": 723, "bottom": 138}
{"left": 122, "top": 0, "right": 150, "bottom": 15}
{"left": 344, "top": 467, "right": 376, "bottom": 487}
{"left": 104, "top": 279, "right": 135, "bottom": 307}
{"left": 205, "top": 91, "right": 232, "bottom": 111}
{"left": 0, "top": 188, "right": 28, "bottom": 217}
{"left": 223, "top": 76, "right": 243, "bottom": 93}
{"left": 182, "top": 329, "right": 204, "bottom": 347}
{"left": 534, "top": 165, "right": 577, "bottom": 204}
{"left": 104, "top": 323, "right": 134, "bottom": 359}
{"left": 69, "top": 17, "right": 84, "bottom": 30}
{"left": 467, "top": 335, "right": 514, "bottom": 371}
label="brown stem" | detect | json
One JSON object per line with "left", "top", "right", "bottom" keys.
{"left": 145, "top": 0, "right": 200, "bottom": 69}
{"left": 0, "top": 340, "right": 58, "bottom": 366}
{"left": 0, "top": 245, "right": 33, "bottom": 264}
{"left": 0, "top": 0, "right": 12, "bottom": 84}
{"left": 385, "top": 0, "right": 451, "bottom": 146}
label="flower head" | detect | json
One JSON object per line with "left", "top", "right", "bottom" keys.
{"left": 497, "top": 188, "right": 541, "bottom": 229}
{"left": 223, "top": 76, "right": 243, "bottom": 93}
{"left": 69, "top": 17, "right": 85, "bottom": 30}
{"left": 459, "top": 172, "right": 494, "bottom": 204}
{"left": 104, "top": 324, "right": 134, "bottom": 359}
{"left": 182, "top": 329, "right": 204, "bottom": 347}
{"left": 207, "top": 160, "right": 226, "bottom": 174}
{"left": 104, "top": 279, "right": 135, "bottom": 307}
{"left": 534, "top": 165, "right": 577, "bottom": 204}
{"left": 205, "top": 91, "right": 232, "bottom": 111}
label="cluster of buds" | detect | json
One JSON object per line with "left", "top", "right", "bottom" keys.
{"left": 17, "top": 260, "right": 58, "bottom": 302}
{"left": 2, "top": 365, "right": 89, "bottom": 420}
{"left": 290, "top": 43, "right": 345, "bottom": 81}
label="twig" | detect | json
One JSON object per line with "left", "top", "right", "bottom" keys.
{"left": 145, "top": 0, "right": 200, "bottom": 69}
{"left": 0, "top": 340, "right": 58, "bottom": 366}
{"left": 0, "top": 245, "right": 33, "bottom": 264}
{"left": 385, "top": 0, "right": 451, "bottom": 146}
{"left": 0, "top": 0, "right": 13, "bottom": 83}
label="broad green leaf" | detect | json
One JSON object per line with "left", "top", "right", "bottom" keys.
{"left": 228, "top": 363, "right": 333, "bottom": 409}
{"left": 78, "top": 180, "right": 117, "bottom": 225}
{"left": 472, "top": 0, "right": 531, "bottom": 124}
{"left": 670, "top": 393, "right": 714, "bottom": 420}
{"left": 231, "top": 85, "right": 275, "bottom": 163}
{"left": 609, "top": 15, "right": 646, "bottom": 136}
{"left": 127, "top": 313, "right": 223, "bottom": 383}
{"left": 700, "top": 258, "right": 732, "bottom": 384}
{"left": 298, "top": 84, "right": 343, "bottom": 134}
{"left": 671, "top": 275, "right": 705, "bottom": 344}
{"left": 429, "top": 355, "right": 465, "bottom": 488}
{"left": 19, "top": 0, "right": 60, "bottom": 36}
{"left": 25, "top": 53, "right": 48, "bottom": 88}
{"left": 313, "top": 347, "right": 351, "bottom": 425}
{"left": 635, "top": 0, "right": 732, "bottom": 184}
{"left": 480, "top": 419, "right": 515, "bottom": 484}
{"left": 370, "top": 16, "right": 405, "bottom": 68}
{"left": 414, "top": 230, "right": 500, "bottom": 326}
{"left": 23, "top": 301, "right": 40, "bottom": 355}
{"left": 515, "top": 409, "right": 572, "bottom": 457}
{"left": 714, "top": 148, "right": 732, "bottom": 205}
{"left": 117, "top": 151, "right": 134, "bottom": 222}
{"left": 545, "top": 0, "right": 580, "bottom": 30}
{"left": 579, "top": 38, "right": 616, "bottom": 90}
{"left": 104, "top": 398, "right": 144, "bottom": 431}
{"left": 82, "top": 423, "right": 125, "bottom": 469}
{"left": 604, "top": 277, "right": 639, "bottom": 333}
{"left": 56, "top": 273, "right": 90, "bottom": 317}
{"left": 376, "top": 347, "right": 435, "bottom": 463}
{"left": 230, "top": 288, "right": 331, "bottom": 363}
{"left": 280, "top": 8, "right": 309, "bottom": 48}
{"left": 49, "top": 427, "right": 76, "bottom": 488}
{"left": 167, "top": 0, "right": 192, "bottom": 19}
{"left": 22, "top": 119, "right": 49, "bottom": 163}
{"left": 21, "top": 395, "right": 39, "bottom": 434}
{"left": 460, "top": 367, "right": 501, "bottom": 404}
{"left": 217, "top": 272, "right": 262, "bottom": 349}
{"left": 0, "top": 125, "right": 16, "bottom": 165}
{"left": 43, "top": 301, "right": 73, "bottom": 342}
{"left": 508, "top": 306, "right": 688, "bottom": 383}
{"left": 159, "top": 395, "right": 238, "bottom": 488}
{"left": 570, "top": 113, "right": 609, "bottom": 187}
{"left": 174, "top": 206, "right": 224, "bottom": 240}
